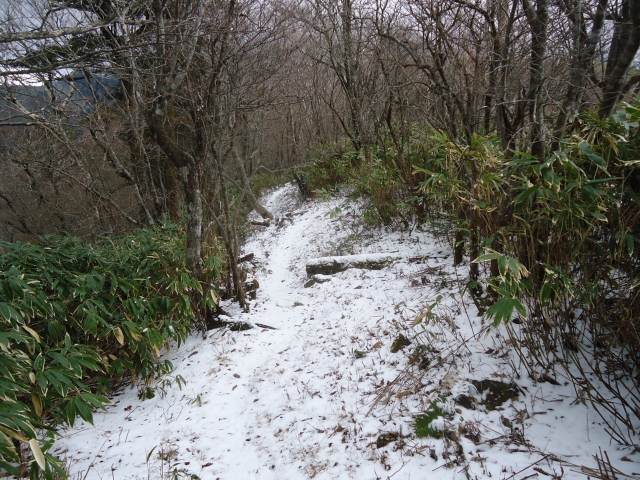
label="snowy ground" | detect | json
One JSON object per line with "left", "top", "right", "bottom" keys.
{"left": 53, "top": 184, "right": 639, "bottom": 479}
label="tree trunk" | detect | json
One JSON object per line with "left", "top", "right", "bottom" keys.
{"left": 552, "top": 0, "right": 608, "bottom": 149}
{"left": 214, "top": 154, "right": 248, "bottom": 311}
{"left": 524, "top": 0, "right": 549, "bottom": 161}
{"left": 236, "top": 153, "right": 273, "bottom": 220}
{"left": 599, "top": 0, "right": 640, "bottom": 118}
{"left": 184, "top": 164, "right": 203, "bottom": 277}
{"left": 454, "top": 206, "right": 466, "bottom": 266}
{"left": 146, "top": 110, "right": 203, "bottom": 275}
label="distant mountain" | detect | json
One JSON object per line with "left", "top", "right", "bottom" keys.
{"left": 0, "top": 73, "right": 120, "bottom": 124}
{"left": 0, "top": 73, "right": 120, "bottom": 147}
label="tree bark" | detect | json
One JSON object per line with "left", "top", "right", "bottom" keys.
{"left": 184, "top": 164, "right": 203, "bottom": 277}
{"left": 552, "top": 0, "right": 608, "bottom": 149}
{"left": 235, "top": 152, "right": 273, "bottom": 220}
{"left": 523, "top": 0, "right": 550, "bottom": 161}
{"left": 599, "top": 0, "right": 640, "bottom": 118}
{"left": 146, "top": 110, "right": 203, "bottom": 275}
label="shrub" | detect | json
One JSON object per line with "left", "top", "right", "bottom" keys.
{"left": 0, "top": 223, "right": 222, "bottom": 478}
{"left": 293, "top": 142, "right": 356, "bottom": 195}
{"left": 415, "top": 398, "right": 454, "bottom": 438}
{"left": 413, "top": 103, "right": 640, "bottom": 445}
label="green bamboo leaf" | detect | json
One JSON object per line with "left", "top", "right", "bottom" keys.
{"left": 513, "top": 299, "right": 527, "bottom": 318}
{"left": 514, "top": 185, "right": 540, "bottom": 203}
{"left": 486, "top": 298, "right": 516, "bottom": 326}
{"left": 626, "top": 234, "right": 635, "bottom": 256}
{"left": 472, "top": 253, "right": 501, "bottom": 263}
{"left": 578, "top": 141, "right": 611, "bottom": 174}
{"left": 498, "top": 255, "right": 508, "bottom": 277}
{"left": 65, "top": 400, "right": 76, "bottom": 427}
{"left": 74, "top": 397, "right": 93, "bottom": 424}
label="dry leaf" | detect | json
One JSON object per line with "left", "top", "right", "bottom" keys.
{"left": 0, "top": 425, "right": 28, "bottom": 442}
{"left": 114, "top": 327, "right": 125, "bottom": 346}
{"left": 31, "top": 393, "right": 42, "bottom": 416}
{"left": 29, "top": 438, "right": 46, "bottom": 470}
{"left": 209, "top": 289, "right": 218, "bottom": 304}
{"left": 129, "top": 329, "right": 141, "bottom": 342}
{"left": 22, "top": 325, "right": 40, "bottom": 343}
{"left": 395, "top": 390, "right": 412, "bottom": 399}
{"left": 413, "top": 310, "right": 428, "bottom": 325}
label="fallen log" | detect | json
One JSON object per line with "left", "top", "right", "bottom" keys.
{"left": 305, "top": 253, "right": 400, "bottom": 276}
{"left": 305, "top": 253, "right": 450, "bottom": 276}
{"left": 251, "top": 219, "right": 271, "bottom": 227}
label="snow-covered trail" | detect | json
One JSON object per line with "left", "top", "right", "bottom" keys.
{"left": 54, "top": 185, "right": 443, "bottom": 479}
{"left": 53, "top": 184, "right": 639, "bottom": 480}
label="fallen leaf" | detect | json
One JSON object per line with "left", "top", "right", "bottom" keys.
{"left": 395, "top": 390, "right": 412, "bottom": 399}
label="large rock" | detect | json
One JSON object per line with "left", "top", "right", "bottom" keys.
{"left": 305, "top": 253, "right": 400, "bottom": 276}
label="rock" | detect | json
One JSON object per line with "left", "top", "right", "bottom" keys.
{"left": 239, "top": 252, "right": 255, "bottom": 263}
{"left": 470, "top": 380, "right": 519, "bottom": 410}
{"left": 376, "top": 432, "right": 399, "bottom": 449}
{"left": 455, "top": 394, "right": 477, "bottom": 410}
{"left": 390, "top": 334, "right": 411, "bottom": 353}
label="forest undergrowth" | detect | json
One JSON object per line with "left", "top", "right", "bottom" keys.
{"left": 294, "top": 102, "right": 640, "bottom": 449}
{"left": 0, "top": 225, "right": 223, "bottom": 478}
{"left": 2, "top": 101, "right": 640, "bottom": 477}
